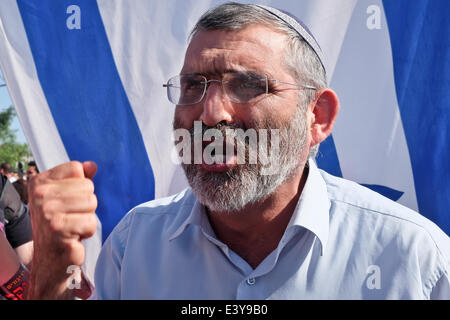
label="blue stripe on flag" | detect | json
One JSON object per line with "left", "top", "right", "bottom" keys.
{"left": 317, "top": 136, "right": 404, "bottom": 202}
{"left": 383, "top": 0, "right": 450, "bottom": 234}
{"left": 17, "top": 0, "right": 156, "bottom": 241}
{"left": 361, "top": 184, "right": 403, "bottom": 202}
{"left": 317, "top": 135, "right": 343, "bottom": 178}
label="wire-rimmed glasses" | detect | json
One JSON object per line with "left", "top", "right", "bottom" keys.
{"left": 163, "top": 72, "right": 316, "bottom": 105}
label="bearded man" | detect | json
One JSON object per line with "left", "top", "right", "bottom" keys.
{"left": 27, "top": 3, "right": 449, "bottom": 300}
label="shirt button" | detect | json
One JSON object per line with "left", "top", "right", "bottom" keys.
{"left": 246, "top": 278, "right": 256, "bottom": 286}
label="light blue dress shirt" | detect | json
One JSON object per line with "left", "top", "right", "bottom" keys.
{"left": 94, "top": 161, "right": 449, "bottom": 299}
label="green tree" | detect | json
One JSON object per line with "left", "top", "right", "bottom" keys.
{"left": 0, "top": 105, "right": 31, "bottom": 168}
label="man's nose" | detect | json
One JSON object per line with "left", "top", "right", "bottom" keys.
{"left": 199, "top": 81, "right": 233, "bottom": 127}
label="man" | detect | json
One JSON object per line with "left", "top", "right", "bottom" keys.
{"left": 0, "top": 198, "right": 30, "bottom": 300}
{"left": 12, "top": 177, "right": 28, "bottom": 205}
{"left": 0, "top": 163, "right": 16, "bottom": 183}
{"left": 25, "top": 161, "right": 39, "bottom": 182}
{"left": 11, "top": 161, "right": 39, "bottom": 205}
{"left": 27, "top": 3, "right": 449, "bottom": 299}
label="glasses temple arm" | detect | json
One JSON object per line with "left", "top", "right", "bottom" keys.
{"left": 268, "top": 79, "right": 317, "bottom": 90}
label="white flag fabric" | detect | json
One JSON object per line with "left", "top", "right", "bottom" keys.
{"left": 0, "top": 0, "right": 448, "bottom": 281}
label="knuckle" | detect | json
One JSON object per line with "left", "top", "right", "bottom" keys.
{"left": 68, "top": 161, "right": 84, "bottom": 177}
{"left": 88, "top": 194, "right": 98, "bottom": 211}
{"left": 86, "top": 215, "right": 98, "bottom": 237}
{"left": 83, "top": 178, "right": 95, "bottom": 194}
{"left": 65, "top": 239, "right": 77, "bottom": 251}
{"left": 89, "top": 213, "right": 97, "bottom": 226}
{"left": 62, "top": 240, "right": 84, "bottom": 264}
{"left": 49, "top": 214, "right": 66, "bottom": 233}
{"left": 66, "top": 239, "right": 83, "bottom": 252}
{"left": 80, "top": 214, "right": 97, "bottom": 239}
{"left": 69, "top": 243, "right": 85, "bottom": 266}
{"left": 41, "top": 200, "right": 56, "bottom": 217}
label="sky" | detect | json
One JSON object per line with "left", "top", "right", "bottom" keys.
{"left": 0, "top": 68, "right": 27, "bottom": 144}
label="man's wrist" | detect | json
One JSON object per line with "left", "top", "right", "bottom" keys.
{"left": 27, "top": 262, "right": 76, "bottom": 300}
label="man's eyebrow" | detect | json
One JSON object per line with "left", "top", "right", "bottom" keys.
{"left": 181, "top": 68, "right": 266, "bottom": 77}
{"left": 189, "top": 69, "right": 239, "bottom": 76}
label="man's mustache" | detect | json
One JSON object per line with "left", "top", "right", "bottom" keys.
{"left": 187, "top": 121, "right": 245, "bottom": 138}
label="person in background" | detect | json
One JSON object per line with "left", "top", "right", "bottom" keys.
{"left": 0, "top": 174, "right": 33, "bottom": 299}
{"left": 0, "top": 174, "right": 33, "bottom": 267}
{"left": 0, "top": 228, "right": 28, "bottom": 300}
{"left": 0, "top": 162, "right": 16, "bottom": 183}
{"left": 12, "top": 161, "right": 38, "bottom": 205}
{"left": 25, "top": 161, "right": 39, "bottom": 182}
{"left": 13, "top": 177, "right": 28, "bottom": 205}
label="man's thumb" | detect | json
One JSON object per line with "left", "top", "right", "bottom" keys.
{"left": 82, "top": 161, "right": 97, "bottom": 180}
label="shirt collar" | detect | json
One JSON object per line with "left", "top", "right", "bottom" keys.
{"left": 168, "top": 194, "right": 208, "bottom": 241}
{"left": 285, "top": 159, "right": 330, "bottom": 255}
{"left": 168, "top": 159, "right": 330, "bottom": 254}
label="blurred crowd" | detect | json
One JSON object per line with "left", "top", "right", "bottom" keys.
{"left": 1, "top": 161, "right": 39, "bottom": 205}
{"left": 0, "top": 161, "right": 37, "bottom": 299}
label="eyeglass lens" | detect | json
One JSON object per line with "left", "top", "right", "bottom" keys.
{"left": 166, "top": 72, "right": 268, "bottom": 105}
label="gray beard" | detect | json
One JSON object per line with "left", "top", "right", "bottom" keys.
{"left": 178, "top": 108, "right": 308, "bottom": 213}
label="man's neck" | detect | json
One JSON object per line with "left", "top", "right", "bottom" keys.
{"left": 207, "top": 163, "right": 309, "bottom": 269}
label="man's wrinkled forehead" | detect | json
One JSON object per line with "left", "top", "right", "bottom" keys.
{"left": 182, "top": 26, "right": 288, "bottom": 76}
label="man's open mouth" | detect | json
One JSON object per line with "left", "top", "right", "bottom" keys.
{"left": 201, "top": 140, "right": 237, "bottom": 172}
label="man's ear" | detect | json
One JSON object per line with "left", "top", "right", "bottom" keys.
{"left": 309, "top": 88, "right": 340, "bottom": 147}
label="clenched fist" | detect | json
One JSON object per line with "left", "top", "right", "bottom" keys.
{"left": 27, "top": 161, "right": 98, "bottom": 299}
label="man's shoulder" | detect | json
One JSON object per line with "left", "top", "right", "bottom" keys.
{"left": 108, "top": 188, "right": 195, "bottom": 239}
{"left": 319, "top": 169, "right": 450, "bottom": 260}
{"left": 133, "top": 188, "right": 195, "bottom": 215}
{"left": 320, "top": 169, "right": 416, "bottom": 216}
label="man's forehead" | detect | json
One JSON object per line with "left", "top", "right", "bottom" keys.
{"left": 182, "top": 25, "right": 288, "bottom": 75}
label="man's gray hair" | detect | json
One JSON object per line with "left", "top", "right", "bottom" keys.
{"left": 190, "top": 2, "right": 326, "bottom": 158}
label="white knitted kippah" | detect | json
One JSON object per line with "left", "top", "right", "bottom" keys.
{"left": 253, "top": 4, "right": 326, "bottom": 77}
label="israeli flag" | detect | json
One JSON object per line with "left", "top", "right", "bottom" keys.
{"left": 0, "top": 0, "right": 448, "bottom": 280}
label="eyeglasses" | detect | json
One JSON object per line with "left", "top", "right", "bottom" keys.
{"left": 163, "top": 72, "right": 316, "bottom": 105}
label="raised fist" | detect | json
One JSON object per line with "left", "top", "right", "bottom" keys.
{"left": 27, "top": 161, "right": 98, "bottom": 299}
